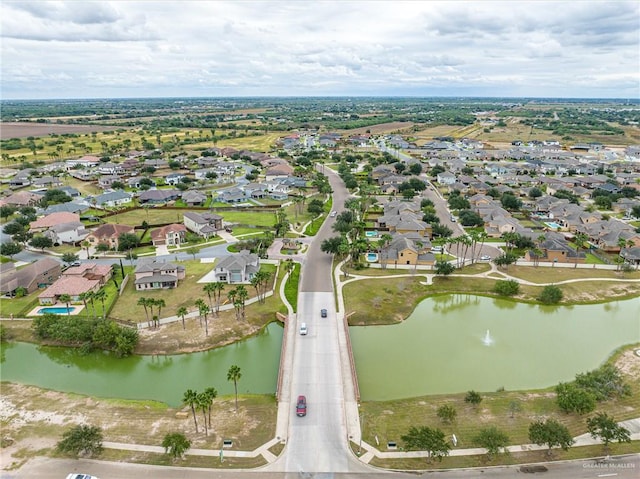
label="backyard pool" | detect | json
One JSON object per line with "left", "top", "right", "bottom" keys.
{"left": 545, "top": 221, "right": 562, "bottom": 230}
{"left": 38, "top": 307, "right": 76, "bottom": 315}
{"left": 365, "top": 231, "right": 378, "bottom": 238}
{"left": 366, "top": 253, "right": 378, "bottom": 262}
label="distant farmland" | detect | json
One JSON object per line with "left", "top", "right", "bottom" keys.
{"left": 0, "top": 122, "right": 122, "bottom": 139}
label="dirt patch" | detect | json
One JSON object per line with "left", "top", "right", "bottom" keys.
{"left": 0, "top": 382, "right": 276, "bottom": 472}
{"left": 339, "top": 122, "right": 414, "bottom": 135}
{"left": 615, "top": 349, "right": 640, "bottom": 378}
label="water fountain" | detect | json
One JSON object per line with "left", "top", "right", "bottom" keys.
{"left": 482, "top": 329, "right": 494, "bottom": 346}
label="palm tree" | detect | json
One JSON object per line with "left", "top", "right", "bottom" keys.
{"left": 137, "top": 297, "right": 150, "bottom": 322}
{"left": 235, "top": 285, "right": 249, "bottom": 320}
{"left": 194, "top": 298, "right": 206, "bottom": 327}
{"left": 78, "top": 291, "right": 91, "bottom": 317}
{"left": 93, "top": 288, "right": 107, "bottom": 319}
{"left": 196, "top": 392, "right": 209, "bottom": 436}
{"left": 203, "top": 283, "right": 216, "bottom": 310}
{"left": 204, "top": 387, "right": 217, "bottom": 429}
{"left": 227, "top": 365, "right": 242, "bottom": 412}
{"left": 176, "top": 306, "right": 188, "bottom": 330}
{"left": 198, "top": 302, "right": 210, "bottom": 336}
{"left": 154, "top": 298, "right": 166, "bottom": 328}
{"left": 227, "top": 289, "right": 239, "bottom": 320}
{"left": 59, "top": 294, "right": 72, "bottom": 315}
{"left": 574, "top": 232, "right": 588, "bottom": 268}
{"left": 182, "top": 389, "right": 199, "bottom": 433}
{"left": 210, "top": 281, "right": 225, "bottom": 315}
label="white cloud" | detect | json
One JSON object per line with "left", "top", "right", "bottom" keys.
{"left": 1, "top": 0, "right": 638, "bottom": 99}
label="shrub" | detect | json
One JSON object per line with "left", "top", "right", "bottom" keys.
{"left": 538, "top": 285, "right": 563, "bottom": 304}
{"left": 493, "top": 279, "right": 520, "bottom": 296}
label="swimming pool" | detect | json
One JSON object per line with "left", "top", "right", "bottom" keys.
{"left": 365, "top": 231, "right": 378, "bottom": 238}
{"left": 545, "top": 221, "right": 562, "bottom": 230}
{"left": 38, "top": 307, "right": 76, "bottom": 315}
{"left": 366, "top": 253, "right": 378, "bottom": 262}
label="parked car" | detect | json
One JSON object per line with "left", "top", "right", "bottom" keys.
{"left": 330, "top": 211, "right": 337, "bottom": 217}
{"left": 321, "top": 308, "right": 327, "bottom": 318}
{"left": 480, "top": 255, "right": 491, "bottom": 261}
{"left": 66, "top": 474, "right": 100, "bottom": 479}
{"left": 296, "top": 395, "right": 307, "bottom": 416}
{"left": 299, "top": 322, "right": 308, "bottom": 335}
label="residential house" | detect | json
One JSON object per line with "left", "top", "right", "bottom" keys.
{"left": 524, "top": 233, "right": 586, "bottom": 264}
{"left": 66, "top": 155, "right": 100, "bottom": 168}
{"left": 183, "top": 211, "right": 222, "bottom": 239}
{"left": 217, "top": 188, "right": 247, "bottom": 204}
{"left": 98, "top": 175, "right": 122, "bottom": 188}
{"left": 181, "top": 190, "right": 208, "bottom": 206}
{"left": 97, "top": 162, "right": 124, "bottom": 175}
{"left": 150, "top": 224, "right": 187, "bottom": 246}
{"left": 436, "top": 171, "right": 457, "bottom": 185}
{"left": 134, "top": 259, "right": 185, "bottom": 290}
{"left": 620, "top": 247, "right": 640, "bottom": 268}
{"left": 85, "top": 223, "right": 135, "bottom": 250}
{"left": 32, "top": 176, "right": 63, "bottom": 189}
{"left": 45, "top": 221, "right": 89, "bottom": 245}
{"left": 8, "top": 169, "right": 34, "bottom": 188}
{"left": 0, "top": 191, "right": 41, "bottom": 207}
{"left": 212, "top": 250, "right": 260, "bottom": 283}
{"left": 30, "top": 212, "right": 81, "bottom": 233}
{"left": 165, "top": 173, "right": 186, "bottom": 185}
{"left": 0, "top": 258, "right": 61, "bottom": 296}
{"left": 379, "top": 234, "right": 435, "bottom": 267}
{"left": 138, "top": 189, "right": 181, "bottom": 204}
{"left": 92, "top": 190, "right": 133, "bottom": 209}
{"left": 38, "top": 276, "right": 100, "bottom": 305}
{"left": 44, "top": 202, "right": 88, "bottom": 215}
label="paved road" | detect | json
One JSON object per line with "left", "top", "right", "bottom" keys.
{"left": 263, "top": 165, "right": 372, "bottom": 474}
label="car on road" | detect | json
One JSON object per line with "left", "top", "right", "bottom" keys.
{"left": 330, "top": 210, "right": 337, "bottom": 217}
{"left": 66, "top": 474, "right": 100, "bottom": 479}
{"left": 299, "top": 322, "right": 308, "bottom": 335}
{"left": 450, "top": 216, "right": 457, "bottom": 222}
{"left": 321, "top": 308, "right": 327, "bottom": 318}
{"left": 432, "top": 246, "right": 443, "bottom": 253}
{"left": 480, "top": 255, "right": 491, "bottom": 261}
{"left": 296, "top": 395, "right": 307, "bottom": 416}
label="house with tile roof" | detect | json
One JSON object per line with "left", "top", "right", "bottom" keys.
{"left": 85, "top": 223, "right": 135, "bottom": 250}
{"left": 29, "top": 212, "right": 81, "bottom": 233}
{"left": 378, "top": 234, "right": 435, "bottom": 267}
{"left": 150, "top": 224, "right": 187, "bottom": 246}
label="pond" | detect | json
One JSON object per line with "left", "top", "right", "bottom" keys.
{"left": 1, "top": 322, "right": 283, "bottom": 407}
{"left": 350, "top": 295, "right": 640, "bottom": 401}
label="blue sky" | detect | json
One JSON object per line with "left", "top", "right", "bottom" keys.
{"left": 1, "top": 0, "right": 638, "bottom": 99}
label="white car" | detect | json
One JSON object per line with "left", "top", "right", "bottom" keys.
{"left": 299, "top": 323, "right": 308, "bottom": 335}
{"left": 66, "top": 475, "right": 100, "bottom": 479}
{"left": 330, "top": 211, "right": 337, "bottom": 217}
{"left": 480, "top": 255, "right": 491, "bottom": 261}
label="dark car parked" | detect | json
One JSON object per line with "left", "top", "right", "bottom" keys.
{"left": 321, "top": 308, "right": 327, "bottom": 318}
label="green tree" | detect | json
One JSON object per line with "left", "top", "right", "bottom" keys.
{"left": 556, "top": 382, "right": 596, "bottom": 414}
{"left": 182, "top": 389, "right": 199, "bottom": 433}
{"left": 137, "top": 297, "right": 151, "bottom": 322}
{"left": 197, "top": 391, "right": 210, "bottom": 436}
{"left": 93, "top": 288, "right": 107, "bottom": 319}
{"left": 434, "top": 260, "right": 455, "bottom": 276}
{"left": 117, "top": 233, "right": 139, "bottom": 252}
{"left": 436, "top": 404, "right": 457, "bottom": 424}
{"left": 586, "top": 412, "right": 631, "bottom": 449}
{"left": 528, "top": 419, "right": 574, "bottom": 456}
{"left": 508, "top": 399, "right": 523, "bottom": 418}
{"left": 401, "top": 426, "right": 451, "bottom": 463}
{"left": 62, "top": 252, "right": 79, "bottom": 266}
{"left": 29, "top": 235, "right": 53, "bottom": 251}
{"left": 227, "top": 365, "right": 242, "bottom": 412}
{"left": 474, "top": 426, "right": 509, "bottom": 458}
{"left": 56, "top": 424, "right": 103, "bottom": 458}
{"left": 204, "top": 387, "right": 218, "bottom": 429}
{"left": 538, "top": 285, "right": 563, "bottom": 304}
{"left": 0, "top": 241, "right": 22, "bottom": 258}
{"left": 162, "top": 432, "right": 191, "bottom": 460}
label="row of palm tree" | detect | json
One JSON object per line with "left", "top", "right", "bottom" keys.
{"left": 136, "top": 297, "right": 166, "bottom": 328}
{"left": 181, "top": 365, "right": 242, "bottom": 435}
{"left": 78, "top": 289, "right": 108, "bottom": 319}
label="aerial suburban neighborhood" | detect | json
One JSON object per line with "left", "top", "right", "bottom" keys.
{"left": 1, "top": 96, "right": 639, "bottom": 478}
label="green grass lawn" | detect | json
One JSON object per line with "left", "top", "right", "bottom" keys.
{"left": 284, "top": 262, "right": 300, "bottom": 312}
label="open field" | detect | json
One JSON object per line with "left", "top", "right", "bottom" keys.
{"left": 0, "top": 122, "right": 122, "bottom": 139}
{"left": 338, "top": 121, "right": 414, "bottom": 135}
